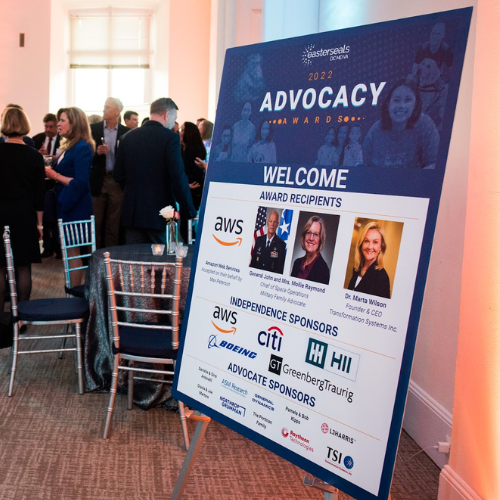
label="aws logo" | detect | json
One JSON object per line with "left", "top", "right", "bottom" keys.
{"left": 212, "top": 217, "right": 243, "bottom": 247}
{"left": 211, "top": 306, "right": 237, "bottom": 334}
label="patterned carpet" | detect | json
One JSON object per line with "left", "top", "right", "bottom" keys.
{"left": 0, "top": 256, "right": 440, "bottom": 500}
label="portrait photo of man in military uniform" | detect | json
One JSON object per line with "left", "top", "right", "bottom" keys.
{"left": 250, "top": 209, "right": 287, "bottom": 274}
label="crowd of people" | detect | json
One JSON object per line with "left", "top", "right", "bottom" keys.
{"left": 0, "top": 97, "right": 214, "bottom": 331}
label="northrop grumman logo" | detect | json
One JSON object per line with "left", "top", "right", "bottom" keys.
{"left": 301, "top": 43, "right": 350, "bottom": 66}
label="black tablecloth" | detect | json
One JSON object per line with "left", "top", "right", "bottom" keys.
{"left": 83, "top": 244, "right": 193, "bottom": 409}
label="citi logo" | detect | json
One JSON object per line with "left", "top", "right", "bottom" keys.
{"left": 212, "top": 306, "right": 237, "bottom": 334}
{"left": 212, "top": 216, "right": 243, "bottom": 246}
{"left": 258, "top": 326, "right": 283, "bottom": 351}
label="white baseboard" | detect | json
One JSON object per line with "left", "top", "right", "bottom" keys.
{"left": 438, "top": 465, "right": 483, "bottom": 500}
{"left": 402, "top": 380, "right": 453, "bottom": 469}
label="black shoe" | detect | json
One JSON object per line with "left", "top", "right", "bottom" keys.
{"left": 41, "top": 250, "right": 54, "bottom": 258}
{"left": 20, "top": 325, "right": 28, "bottom": 334}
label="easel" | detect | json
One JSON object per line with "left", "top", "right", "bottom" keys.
{"left": 170, "top": 412, "right": 211, "bottom": 500}
{"left": 304, "top": 475, "right": 392, "bottom": 500}
{"left": 171, "top": 413, "right": 392, "bottom": 500}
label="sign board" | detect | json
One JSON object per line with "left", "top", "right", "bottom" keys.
{"left": 173, "top": 8, "right": 472, "bottom": 499}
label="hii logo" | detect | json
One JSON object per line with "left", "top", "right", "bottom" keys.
{"left": 268, "top": 354, "right": 283, "bottom": 375}
{"left": 306, "top": 338, "right": 328, "bottom": 368}
{"left": 258, "top": 326, "right": 283, "bottom": 351}
{"left": 305, "top": 338, "right": 360, "bottom": 382}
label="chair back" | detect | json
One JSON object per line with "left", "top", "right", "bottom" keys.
{"left": 103, "top": 249, "right": 186, "bottom": 351}
{"left": 2, "top": 226, "right": 19, "bottom": 320}
{"left": 187, "top": 216, "right": 199, "bottom": 245}
{"left": 58, "top": 216, "right": 96, "bottom": 292}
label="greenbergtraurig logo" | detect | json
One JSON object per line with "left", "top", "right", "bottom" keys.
{"left": 305, "top": 338, "right": 328, "bottom": 368}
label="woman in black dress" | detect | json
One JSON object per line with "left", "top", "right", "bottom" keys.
{"left": 0, "top": 107, "right": 45, "bottom": 330}
{"left": 347, "top": 221, "right": 391, "bottom": 298}
{"left": 179, "top": 122, "right": 206, "bottom": 242}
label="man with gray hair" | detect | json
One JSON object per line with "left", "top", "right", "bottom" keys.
{"left": 90, "top": 97, "right": 130, "bottom": 247}
{"left": 115, "top": 98, "right": 197, "bottom": 244}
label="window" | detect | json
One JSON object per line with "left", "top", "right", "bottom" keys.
{"left": 69, "top": 8, "right": 151, "bottom": 116}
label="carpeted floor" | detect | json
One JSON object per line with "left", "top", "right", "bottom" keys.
{"left": 0, "top": 256, "right": 440, "bottom": 500}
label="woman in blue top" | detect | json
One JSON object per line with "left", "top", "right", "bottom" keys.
{"left": 45, "top": 107, "right": 95, "bottom": 284}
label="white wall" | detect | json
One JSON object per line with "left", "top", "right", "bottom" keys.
{"left": 0, "top": 0, "right": 52, "bottom": 132}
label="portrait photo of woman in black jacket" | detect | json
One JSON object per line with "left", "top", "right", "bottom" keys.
{"left": 347, "top": 221, "right": 391, "bottom": 299}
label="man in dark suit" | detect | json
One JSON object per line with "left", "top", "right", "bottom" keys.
{"left": 90, "top": 97, "right": 129, "bottom": 248}
{"left": 114, "top": 97, "right": 197, "bottom": 244}
{"left": 32, "top": 113, "right": 61, "bottom": 258}
{"left": 250, "top": 210, "right": 286, "bottom": 274}
{"left": 32, "top": 113, "right": 61, "bottom": 158}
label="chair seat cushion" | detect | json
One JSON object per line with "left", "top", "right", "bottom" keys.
{"left": 17, "top": 297, "right": 89, "bottom": 322}
{"left": 114, "top": 325, "right": 178, "bottom": 359}
{"left": 65, "top": 285, "right": 85, "bottom": 298}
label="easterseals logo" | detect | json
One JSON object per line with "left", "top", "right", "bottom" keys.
{"left": 301, "top": 43, "right": 350, "bottom": 66}
{"left": 281, "top": 428, "right": 314, "bottom": 453}
{"left": 212, "top": 216, "right": 243, "bottom": 246}
{"left": 208, "top": 335, "right": 257, "bottom": 360}
{"left": 211, "top": 305, "right": 237, "bottom": 334}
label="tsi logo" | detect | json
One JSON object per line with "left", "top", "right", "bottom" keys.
{"left": 211, "top": 306, "right": 237, "bottom": 334}
{"left": 305, "top": 337, "right": 360, "bottom": 382}
{"left": 326, "top": 446, "right": 354, "bottom": 471}
{"left": 258, "top": 326, "right": 284, "bottom": 351}
{"left": 212, "top": 216, "right": 243, "bottom": 247}
{"left": 268, "top": 354, "right": 283, "bottom": 375}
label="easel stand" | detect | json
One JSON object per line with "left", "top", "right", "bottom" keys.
{"left": 304, "top": 475, "right": 393, "bottom": 500}
{"left": 304, "top": 476, "right": 339, "bottom": 500}
{"left": 170, "top": 412, "right": 211, "bottom": 500}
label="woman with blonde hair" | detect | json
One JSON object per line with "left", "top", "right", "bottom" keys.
{"left": 45, "top": 107, "right": 95, "bottom": 284}
{"left": 0, "top": 107, "right": 45, "bottom": 338}
{"left": 347, "top": 221, "right": 391, "bottom": 298}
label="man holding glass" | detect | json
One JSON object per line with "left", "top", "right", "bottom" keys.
{"left": 90, "top": 97, "right": 129, "bottom": 248}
